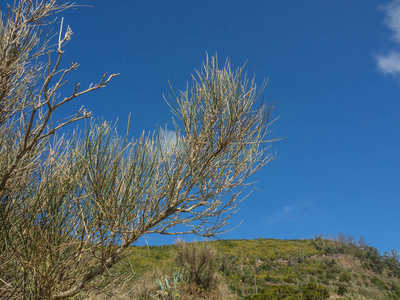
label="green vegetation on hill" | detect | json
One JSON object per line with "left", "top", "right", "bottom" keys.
{"left": 93, "top": 236, "right": 400, "bottom": 300}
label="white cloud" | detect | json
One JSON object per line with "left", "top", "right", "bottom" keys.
{"left": 376, "top": 52, "right": 400, "bottom": 74}
{"left": 158, "top": 127, "right": 179, "bottom": 155}
{"left": 160, "top": 128, "right": 177, "bottom": 145}
{"left": 283, "top": 206, "right": 293, "bottom": 214}
{"left": 376, "top": 0, "right": 400, "bottom": 75}
{"left": 382, "top": 0, "right": 400, "bottom": 42}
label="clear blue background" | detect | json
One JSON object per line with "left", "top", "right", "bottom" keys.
{"left": 55, "top": 0, "right": 399, "bottom": 253}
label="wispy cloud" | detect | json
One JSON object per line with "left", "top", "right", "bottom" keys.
{"left": 376, "top": 52, "right": 400, "bottom": 74}
{"left": 283, "top": 206, "right": 293, "bottom": 214}
{"left": 383, "top": 0, "right": 400, "bottom": 42}
{"left": 259, "top": 194, "right": 325, "bottom": 228}
{"left": 158, "top": 127, "right": 179, "bottom": 155}
{"left": 376, "top": 0, "right": 400, "bottom": 75}
{"left": 160, "top": 128, "right": 177, "bottom": 145}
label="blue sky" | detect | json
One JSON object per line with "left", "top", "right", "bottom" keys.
{"left": 58, "top": 0, "right": 400, "bottom": 254}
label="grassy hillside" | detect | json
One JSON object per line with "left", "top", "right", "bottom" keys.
{"left": 87, "top": 236, "right": 400, "bottom": 300}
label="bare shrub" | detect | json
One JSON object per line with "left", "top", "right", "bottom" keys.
{"left": 0, "top": 1, "right": 277, "bottom": 299}
{"left": 175, "top": 241, "right": 219, "bottom": 290}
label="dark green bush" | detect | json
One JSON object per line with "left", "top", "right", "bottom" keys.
{"left": 359, "top": 246, "right": 384, "bottom": 273}
{"left": 383, "top": 250, "right": 400, "bottom": 278}
{"left": 337, "top": 284, "right": 348, "bottom": 296}
{"left": 259, "top": 262, "right": 272, "bottom": 272}
{"left": 241, "top": 267, "right": 254, "bottom": 283}
{"left": 302, "top": 282, "right": 330, "bottom": 300}
{"left": 326, "top": 258, "right": 336, "bottom": 268}
{"left": 370, "top": 276, "right": 386, "bottom": 290}
{"left": 325, "top": 270, "right": 336, "bottom": 280}
{"left": 246, "top": 285, "right": 302, "bottom": 300}
{"left": 264, "top": 274, "right": 282, "bottom": 284}
{"left": 320, "top": 278, "right": 329, "bottom": 286}
{"left": 283, "top": 275, "right": 296, "bottom": 284}
{"left": 390, "top": 282, "right": 400, "bottom": 298}
{"left": 339, "top": 271, "right": 352, "bottom": 282}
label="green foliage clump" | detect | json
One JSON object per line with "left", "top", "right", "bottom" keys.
{"left": 247, "top": 283, "right": 330, "bottom": 300}
{"left": 358, "top": 246, "right": 384, "bottom": 273}
{"left": 383, "top": 250, "right": 400, "bottom": 278}
{"left": 339, "top": 271, "right": 352, "bottom": 282}
{"left": 390, "top": 282, "right": 400, "bottom": 298}
{"left": 371, "top": 276, "right": 387, "bottom": 290}
{"left": 302, "top": 283, "right": 330, "bottom": 300}
{"left": 259, "top": 262, "right": 273, "bottom": 272}
{"left": 337, "top": 284, "right": 348, "bottom": 296}
{"left": 246, "top": 285, "right": 302, "bottom": 300}
{"left": 283, "top": 275, "right": 297, "bottom": 284}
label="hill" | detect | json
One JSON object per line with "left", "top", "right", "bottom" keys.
{"left": 88, "top": 235, "right": 400, "bottom": 299}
